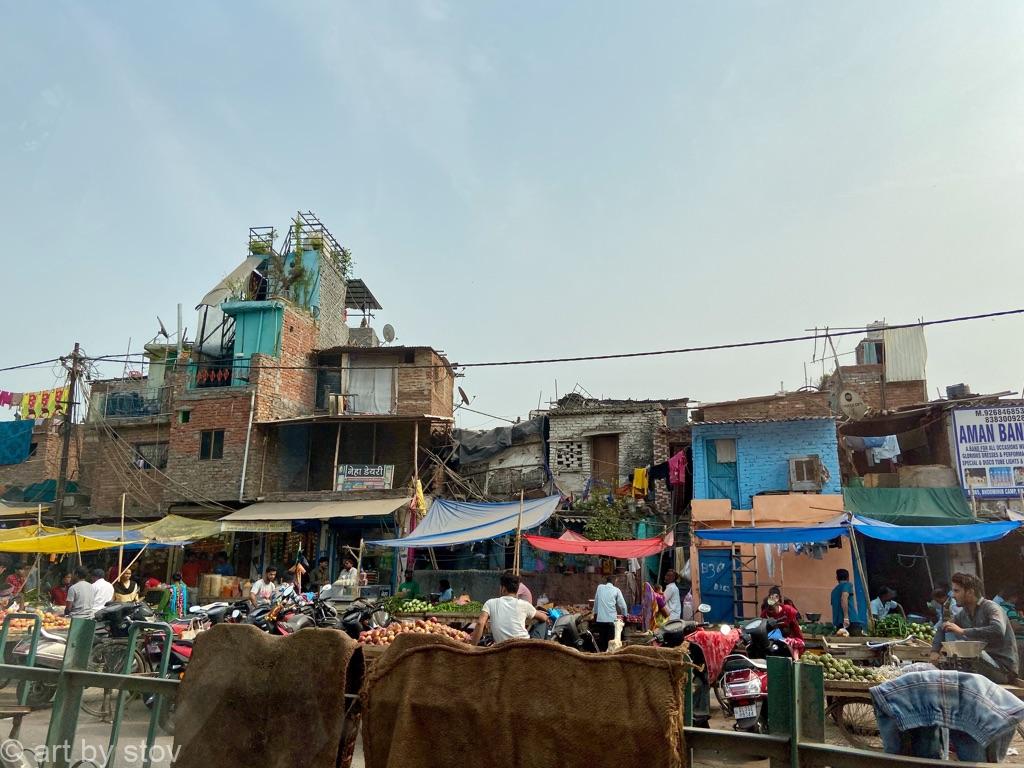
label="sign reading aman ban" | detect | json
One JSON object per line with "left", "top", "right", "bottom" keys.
{"left": 952, "top": 406, "right": 1024, "bottom": 498}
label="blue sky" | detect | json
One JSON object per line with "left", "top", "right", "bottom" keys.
{"left": 2, "top": 2, "right": 1023, "bottom": 428}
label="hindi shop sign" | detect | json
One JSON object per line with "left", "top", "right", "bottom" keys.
{"left": 952, "top": 406, "right": 1024, "bottom": 498}
{"left": 336, "top": 464, "right": 395, "bottom": 492}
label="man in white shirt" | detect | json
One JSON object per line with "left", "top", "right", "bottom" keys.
{"left": 249, "top": 566, "right": 278, "bottom": 606}
{"left": 664, "top": 570, "right": 681, "bottom": 621}
{"left": 90, "top": 569, "right": 115, "bottom": 613}
{"left": 870, "top": 586, "right": 906, "bottom": 620}
{"left": 593, "top": 576, "right": 628, "bottom": 652}
{"left": 472, "top": 571, "right": 548, "bottom": 645}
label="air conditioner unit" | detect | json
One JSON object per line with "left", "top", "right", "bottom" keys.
{"left": 789, "top": 455, "right": 824, "bottom": 492}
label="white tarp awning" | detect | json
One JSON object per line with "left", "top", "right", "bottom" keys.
{"left": 198, "top": 256, "right": 265, "bottom": 308}
{"left": 219, "top": 497, "right": 411, "bottom": 525}
{"left": 367, "top": 495, "right": 560, "bottom": 548}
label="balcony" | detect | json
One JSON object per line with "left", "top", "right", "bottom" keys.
{"left": 90, "top": 385, "right": 170, "bottom": 424}
{"left": 187, "top": 358, "right": 252, "bottom": 390}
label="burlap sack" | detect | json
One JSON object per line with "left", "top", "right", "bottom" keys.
{"left": 172, "top": 624, "right": 358, "bottom": 768}
{"left": 362, "top": 635, "right": 687, "bottom": 768}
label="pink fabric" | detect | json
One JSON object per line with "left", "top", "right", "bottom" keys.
{"left": 0, "top": 391, "right": 11, "bottom": 408}
{"left": 524, "top": 530, "right": 673, "bottom": 559}
{"left": 784, "top": 637, "right": 805, "bottom": 659}
{"left": 517, "top": 582, "right": 533, "bottom": 606}
{"left": 687, "top": 628, "right": 740, "bottom": 683}
{"left": 668, "top": 451, "right": 688, "bottom": 486}
{"left": 557, "top": 530, "right": 590, "bottom": 542}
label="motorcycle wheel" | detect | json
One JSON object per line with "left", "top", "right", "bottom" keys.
{"left": 18, "top": 681, "right": 57, "bottom": 708}
{"left": 713, "top": 680, "right": 732, "bottom": 715}
{"left": 80, "top": 640, "right": 151, "bottom": 720}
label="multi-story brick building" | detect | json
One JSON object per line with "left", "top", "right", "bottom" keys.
{"left": 0, "top": 419, "right": 81, "bottom": 510}
{"left": 80, "top": 213, "right": 455, "bottom": 580}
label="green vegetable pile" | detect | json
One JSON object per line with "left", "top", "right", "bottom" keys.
{"left": 873, "top": 615, "right": 934, "bottom": 641}
{"left": 432, "top": 600, "right": 483, "bottom": 614}
{"left": 802, "top": 653, "right": 882, "bottom": 683}
{"left": 383, "top": 597, "right": 484, "bottom": 615}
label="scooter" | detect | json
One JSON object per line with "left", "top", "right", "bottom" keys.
{"left": 548, "top": 612, "right": 599, "bottom": 653}
{"left": 718, "top": 617, "right": 793, "bottom": 733}
{"left": 340, "top": 598, "right": 391, "bottom": 640}
{"left": 653, "top": 603, "right": 716, "bottom": 727}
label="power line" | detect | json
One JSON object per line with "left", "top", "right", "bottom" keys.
{"left": 6, "top": 307, "right": 1024, "bottom": 374}
{"left": 0, "top": 358, "right": 63, "bottom": 373}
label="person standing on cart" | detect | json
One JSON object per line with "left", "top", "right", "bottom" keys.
{"left": 931, "top": 572, "right": 1019, "bottom": 684}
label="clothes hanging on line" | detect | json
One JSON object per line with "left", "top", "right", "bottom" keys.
{"left": 0, "top": 391, "right": 13, "bottom": 408}
{"left": 649, "top": 462, "right": 671, "bottom": 493}
{"left": 870, "top": 435, "right": 901, "bottom": 464}
{"left": 20, "top": 388, "right": 67, "bottom": 420}
{"left": 668, "top": 450, "right": 688, "bottom": 486}
{"left": 632, "top": 468, "right": 649, "bottom": 497}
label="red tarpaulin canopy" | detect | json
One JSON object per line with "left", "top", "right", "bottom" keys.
{"left": 557, "top": 530, "right": 590, "bottom": 542}
{"left": 524, "top": 530, "right": 673, "bottom": 559}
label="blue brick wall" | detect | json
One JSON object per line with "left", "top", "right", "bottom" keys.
{"left": 692, "top": 419, "right": 840, "bottom": 508}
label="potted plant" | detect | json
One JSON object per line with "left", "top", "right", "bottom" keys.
{"left": 305, "top": 234, "right": 324, "bottom": 252}
{"left": 249, "top": 240, "right": 271, "bottom": 256}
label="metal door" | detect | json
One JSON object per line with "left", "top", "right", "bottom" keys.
{"left": 699, "top": 548, "right": 735, "bottom": 623}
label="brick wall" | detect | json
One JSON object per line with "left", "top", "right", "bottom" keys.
{"left": 80, "top": 422, "right": 168, "bottom": 516}
{"left": 396, "top": 349, "right": 454, "bottom": 417}
{"left": 692, "top": 419, "right": 841, "bottom": 508}
{"left": 251, "top": 305, "right": 318, "bottom": 422}
{"left": 316, "top": 254, "right": 349, "bottom": 349}
{"left": 700, "top": 391, "right": 831, "bottom": 421}
{"left": 548, "top": 409, "right": 664, "bottom": 498}
{"left": 829, "top": 366, "right": 927, "bottom": 413}
{"left": 0, "top": 422, "right": 79, "bottom": 490}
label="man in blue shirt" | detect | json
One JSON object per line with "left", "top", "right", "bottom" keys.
{"left": 830, "top": 569, "right": 863, "bottom": 634}
{"left": 212, "top": 551, "right": 234, "bottom": 577}
{"left": 593, "top": 576, "right": 628, "bottom": 652}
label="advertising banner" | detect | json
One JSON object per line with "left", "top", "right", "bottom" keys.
{"left": 952, "top": 406, "right": 1024, "bottom": 498}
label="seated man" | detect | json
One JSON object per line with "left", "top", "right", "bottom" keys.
{"left": 870, "top": 586, "right": 906, "bottom": 621}
{"left": 931, "top": 572, "right": 1020, "bottom": 684}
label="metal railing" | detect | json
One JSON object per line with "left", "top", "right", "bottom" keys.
{"left": 0, "top": 617, "right": 178, "bottom": 768}
{"left": 0, "top": 621, "right": 1004, "bottom": 768}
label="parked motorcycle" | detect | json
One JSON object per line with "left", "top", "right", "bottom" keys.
{"left": 718, "top": 617, "right": 794, "bottom": 733}
{"left": 340, "top": 598, "right": 391, "bottom": 640}
{"left": 652, "top": 603, "right": 715, "bottom": 727}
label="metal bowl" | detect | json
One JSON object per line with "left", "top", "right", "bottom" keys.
{"left": 942, "top": 640, "right": 985, "bottom": 658}
{"left": 806, "top": 613, "right": 822, "bottom": 623}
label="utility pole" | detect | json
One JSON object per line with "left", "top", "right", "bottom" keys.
{"left": 54, "top": 342, "right": 82, "bottom": 526}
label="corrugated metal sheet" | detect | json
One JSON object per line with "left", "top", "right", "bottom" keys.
{"left": 883, "top": 326, "right": 928, "bottom": 382}
{"left": 694, "top": 416, "right": 835, "bottom": 426}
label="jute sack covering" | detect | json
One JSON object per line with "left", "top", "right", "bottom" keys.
{"left": 172, "top": 624, "right": 358, "bottom": 768}
{"left": 362, "top": 634, "right": 687, "bottom": 768}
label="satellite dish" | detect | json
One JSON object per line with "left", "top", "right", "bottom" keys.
{"left": 839, "top": 389, "right": 868, "bottom": 420}
{"left": 156, "top": 316, "right": 170, "bottom": 339}
{"left": 382, "top": 324, "right": 396, "bottom": 343}
{"left": 458, "top": 387, "right": 470, "bottom": 405}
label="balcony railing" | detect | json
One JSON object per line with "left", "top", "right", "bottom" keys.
{"left": 188, "top": 358, "right": 252, "bottom": 389}
{"left": 100, "top": 387, "right": 169, "bottom": 418}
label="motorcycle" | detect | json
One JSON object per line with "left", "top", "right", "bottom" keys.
{"left": 339, "top": 598, "right": 391, "bottom": 640}
{"left": 718, "top": 617, "right": 794, "bottom": 733}
{"left": 11, "top": 602, "right": 156, "bottom": 708}
{"left": 652, "top": 603, "right": 716, "bottom": 727}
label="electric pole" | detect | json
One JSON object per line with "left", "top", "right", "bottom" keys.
{"left": 54, "top": 342, "right": 82, "bottom": 526}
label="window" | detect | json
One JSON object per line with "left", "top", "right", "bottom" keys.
{"left": 28, "top": 443, "right": 38, "bottom": 458}
{"left": 133, "top": 442, "right": 168, "bottom": 470}
{"left": 199, "top": 430, "right": 224, "bottom": 460}
{"left": 179, "top": 410, "right": 191, "bottom": 424}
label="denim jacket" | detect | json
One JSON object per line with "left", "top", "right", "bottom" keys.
{"left": 870, "top": 669, "right": 1024, "bottom": 746}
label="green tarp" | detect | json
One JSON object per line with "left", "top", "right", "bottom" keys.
{"left": 842, "top": 487, "right": 974, "bottom": 526}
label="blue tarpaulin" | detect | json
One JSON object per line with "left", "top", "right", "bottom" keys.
{"left": 693, "top": 517, "right": 1022, "bottom": 545}
{"left": 0, "top": 421, "right": 34, "bottom": 466}
{"left": 367, "top": 495, "right": 561, "bottom": 548}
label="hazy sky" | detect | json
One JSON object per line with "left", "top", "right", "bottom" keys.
{"left": 3, "top": 2, "right": 1023, "bottom": 429}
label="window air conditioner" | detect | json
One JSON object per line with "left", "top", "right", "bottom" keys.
{"left": 789, "top": 455, "right": 824, "bottom": 492}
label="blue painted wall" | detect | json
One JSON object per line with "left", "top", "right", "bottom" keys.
{"left": 223, "top": 300, "right": 283, "bottom": 357}
{"left": 692, "top": 419, "right": 840, "bottom": 508}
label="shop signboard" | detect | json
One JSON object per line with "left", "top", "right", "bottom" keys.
{"left": 336, "top": 464, "right": 395, "bottom": 492}
{"left": 952, "top": 406, "right": 1024, "bottom": 498}
{"left": 220, "top": 521, "right": 292, "bottom": 533}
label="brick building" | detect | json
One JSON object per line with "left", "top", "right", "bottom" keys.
{"left": 80, "top": 212, "right": 456, "bottom": 555}
{"left": 0, "top": 419, "right": 80, "bottom": 505}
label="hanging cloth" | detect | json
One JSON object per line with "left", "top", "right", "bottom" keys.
{"left": 632, "top": 468, "right": 649, "bottom": 497}
{"left": 668, "top": 450, "right": 688, "bottom": 486}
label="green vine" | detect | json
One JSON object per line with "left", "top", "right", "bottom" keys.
{"left": 578, "top": 496, "right": 635, "bottom": 541}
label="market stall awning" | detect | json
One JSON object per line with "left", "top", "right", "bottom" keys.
{"left": 219, "top": 498, "right": 411, "bottom": 527}
{"left": 525, "top": 531, "right": 673, "bottom": 558}
{"left": 842, "top": 487, "right": 974, "bottom": 526}
{"left": 693, "top": 517, "right": 1022, "bottom": 545}
{"left": 0, "top": 501, "right": 49, "bottom": 517}
{"left": 79, "top": 515, "right": 226, "bottom": 545}
{"left": 0, "top": 529, "right": 124, "bottom": 554}
{"left": 367, "top": 495, "right": 560, "bottom": 548}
